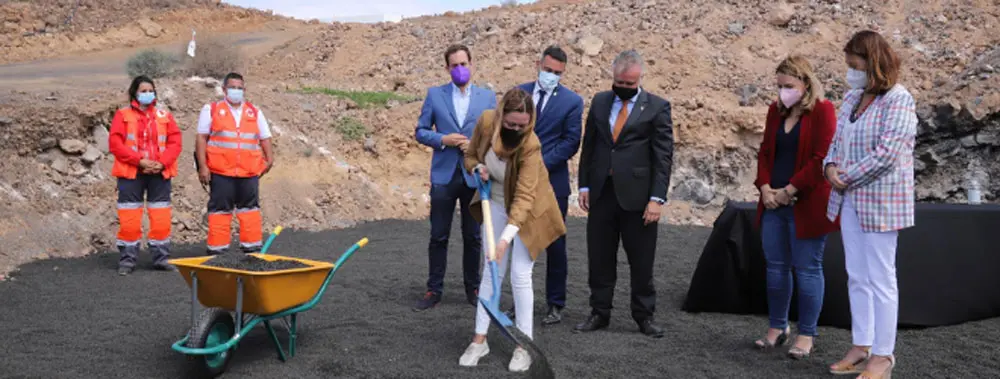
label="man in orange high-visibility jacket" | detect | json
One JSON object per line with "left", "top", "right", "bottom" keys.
{"left": 195, "top": 72, "right": 275, "bottom": 254}
{"left": 108, "top": 75, "right": 183, "bottom": 275}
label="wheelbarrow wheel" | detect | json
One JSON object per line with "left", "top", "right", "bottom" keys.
{"left": 186, "top": 307, "right": 237, "bottom": 378}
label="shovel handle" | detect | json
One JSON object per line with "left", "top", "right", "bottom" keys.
{"left": 475, "top": 173, "right": 504, "bottom": 306}
{"left": 473, "top": 172, "right": 496, "bottom": 261}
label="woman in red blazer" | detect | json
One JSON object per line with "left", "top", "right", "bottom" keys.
{"left": 752, "top": 55, "right": 839, "bottom": 360}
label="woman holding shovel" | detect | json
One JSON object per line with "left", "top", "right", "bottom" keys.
{"left": 458, "top": 88, "right": 566, "bottom": 373}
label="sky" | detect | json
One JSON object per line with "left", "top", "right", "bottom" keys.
{"left": 223, "top": 0, "right": 536, "bottom": 22}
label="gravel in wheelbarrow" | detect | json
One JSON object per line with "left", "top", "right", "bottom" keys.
{"left": 202, "top": 253, "right": 311, "bottom": 271}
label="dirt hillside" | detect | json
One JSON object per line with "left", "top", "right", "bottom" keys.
{"left": 0, "top": 0, "right": 297, "bottom": 64}
{"left": 0, "top": 0, "right": 998, "bottom": 278}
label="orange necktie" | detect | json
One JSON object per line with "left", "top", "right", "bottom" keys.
{"left": 612, "top": 100, "right": 630, "bottom": 142}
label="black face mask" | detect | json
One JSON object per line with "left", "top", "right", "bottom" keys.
{"left": 500, "top": 127, "right": 523, "bottom": 148}
{"left": 612, "top": 85, "right": 638, "bottom": 101}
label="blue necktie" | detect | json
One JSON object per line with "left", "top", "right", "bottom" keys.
{"left": 536, "top": 90, "right": 546, "bottom": 117}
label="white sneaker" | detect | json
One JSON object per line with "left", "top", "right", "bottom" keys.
{"left": 459, "top": 341, "right": 490, "bottom": 367}
{"left": 508, "top": 347, "right": 532, "bottom": 372}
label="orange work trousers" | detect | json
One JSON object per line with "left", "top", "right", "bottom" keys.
{"left": 116, "top": 174, "right": 172, "bottom": 268}
{"left": 205, "top": 173, "right": 262, "bottom": 254}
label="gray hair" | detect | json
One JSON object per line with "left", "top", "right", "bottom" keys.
{"left": 612, "top": 49, "right": 643, "bottom": 76}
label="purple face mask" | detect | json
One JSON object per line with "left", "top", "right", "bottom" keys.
{"left": 450, "top": 65, "right": 470, "bottom": 86}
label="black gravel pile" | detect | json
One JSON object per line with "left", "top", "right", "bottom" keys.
{"left": 201, "top": 253, "right": 311, "bottom": 271}
{"left": 2, "top": 218, "right": 999, "bottom": 378}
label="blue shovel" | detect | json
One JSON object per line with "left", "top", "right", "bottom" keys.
{"left": 473, "top": 172, "right": 554, "bottom": 378}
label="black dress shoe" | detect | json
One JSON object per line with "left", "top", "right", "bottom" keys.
{"left": 412, "top": 291, "right": 441, "bottom": 311}
{"left": 466, "top": 288, "right": 479, "bottom": 306}
{"left": 573, "top": 314, "right": 609, "bottom": 333}
{"left": 637, "top": 319, "right": 664, "bottom": 338}
{"left": 542, "top": 306, "right": 562, "bottom": 325}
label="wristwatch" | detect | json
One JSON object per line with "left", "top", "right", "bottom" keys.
{"left": 782, "top": 188, "right": 797, "bottom": 203}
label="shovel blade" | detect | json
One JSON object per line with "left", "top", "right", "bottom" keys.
{"left": 479, "top": 297, "right": 521, "bottom": 343}
{"left": 478, "top": 298, "right": 555, "bottom": 378}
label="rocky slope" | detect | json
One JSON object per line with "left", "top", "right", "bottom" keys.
{"left": 256, "top": 0, "right": 1000, "bottom": 205}
{"left": 1, "top": 0, "right": 998, "bottom": 278}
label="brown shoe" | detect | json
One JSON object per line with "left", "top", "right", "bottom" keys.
{"left": 857, "top": 354, "right": 895, "bottom": 379}
{"left": 829, "top": 346, "right": 871, "bottom": 375}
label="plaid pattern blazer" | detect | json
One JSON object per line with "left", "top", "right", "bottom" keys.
{"left": 823, "top": 84, "right": 918, "bottom": 232}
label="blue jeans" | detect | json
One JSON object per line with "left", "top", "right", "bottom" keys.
{"left": 761, "top": 206, "right": 827, "bottom": 336}
{"left": 425, "top": 166, "right": 481, "bottom": 295}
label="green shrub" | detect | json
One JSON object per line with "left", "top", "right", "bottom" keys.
{"left": 335, "top": 117, "right": 367, "bottom": 141}
{"left": 300, "top": 87, "right": 421, "bottom": 108}
{"left": 177, "top": 35, "right": 243, "bottom": 78}
{"left": 126, "top": 49, "right": 178, "bottom": 79}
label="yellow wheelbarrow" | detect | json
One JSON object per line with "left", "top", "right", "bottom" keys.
{"left": 167, "top": 226, "right": 369, "bottom": 378}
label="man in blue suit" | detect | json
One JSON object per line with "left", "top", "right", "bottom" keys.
{"left": 413, "top": 44, "right": 497, "bottom": 311}
{"left": 504, "top": 45, "right": 584, "bottom": 324}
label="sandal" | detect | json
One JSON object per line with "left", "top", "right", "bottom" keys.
{"left": 857, "top": 355, "right": 895, "bottom": 379}
{"left": 829, "top": 346, "right": 871, "bottom": 375}
{"left": 787, "top": 335, "right": 814, "bottom": 360}
{"left": 753, "top": 326, "right": 790, "bottom": 349}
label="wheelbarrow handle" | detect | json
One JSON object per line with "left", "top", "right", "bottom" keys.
{"left": 260, "top": 225, "right": 284, "bottom": 255}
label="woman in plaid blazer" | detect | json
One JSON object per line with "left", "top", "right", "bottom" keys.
{"left": 823, "top": 30, "right": 918, "bottom": 379}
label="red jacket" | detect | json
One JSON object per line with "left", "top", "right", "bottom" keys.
{"left": 754, "top": 99, "right": 839, "bottom": 239}
{"left": 109, "top": 99, "right": 182, "bottom": 170}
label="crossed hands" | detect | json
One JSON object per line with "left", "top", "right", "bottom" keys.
{"left": 760, "top": 185, "right": 797, "bottom": 209}
{"left": 139, "top": 159, "right": 163, "bottom": 174}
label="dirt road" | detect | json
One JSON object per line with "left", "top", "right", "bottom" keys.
{"left": 0, "top": 27, "right": 310, "bottom": 92}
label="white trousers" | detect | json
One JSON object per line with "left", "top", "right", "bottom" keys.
{"left": 840, "top": 195, "right": 899, "bottom": 356}
{"left": 475, "top": 200, "right": 535, "bottom": 339}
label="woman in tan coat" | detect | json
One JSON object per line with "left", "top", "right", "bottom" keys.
{"left": 457, "top": 88, "right": 567, "bottom": 372}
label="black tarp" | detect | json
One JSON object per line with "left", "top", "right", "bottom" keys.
{"left": 682, "top": 201, "right": 1000, "bottom": 329}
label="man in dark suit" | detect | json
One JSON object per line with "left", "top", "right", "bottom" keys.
{"left": 574, "top": 49, "right": 674, "bottom": 338}
{"left": 413, "top": 44, "right": 497, "bottom": 311}
{"left": 503, "top": 45, "right": 583, "bottom": 325}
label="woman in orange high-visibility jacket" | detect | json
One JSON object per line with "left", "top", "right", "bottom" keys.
{"left": 108, "top": 75, "right": 183, "bottom": 276}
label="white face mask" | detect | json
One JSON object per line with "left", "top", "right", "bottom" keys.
{"left": 846, "top": 68, "right": 867, "bottom": 90}
{"left": 538, "top": 71, "right": 560, "bottom": 93}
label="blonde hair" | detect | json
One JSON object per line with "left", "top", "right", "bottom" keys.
{"left": 775, "top": 55, "right": 825, "bottom": 115}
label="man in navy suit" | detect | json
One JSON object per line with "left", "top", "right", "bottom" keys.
{"left": 413, "top": 44, "right": 498, "bottom": 311}
{"left": 503, "top": 45, "right": 584, "bottom": 325}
